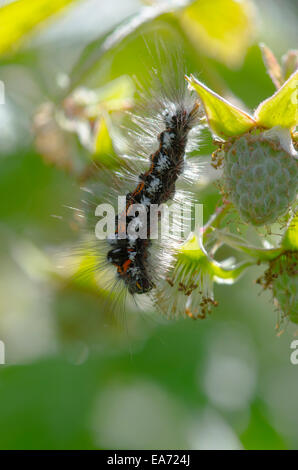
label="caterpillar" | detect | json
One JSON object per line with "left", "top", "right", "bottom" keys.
{"left": 107, "top": 99, "right": 200, "bottom": 296}
{"left": 77, "top": 64, "right": 205, "bottom": 316}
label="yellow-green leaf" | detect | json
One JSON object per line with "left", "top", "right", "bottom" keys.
{"left": 186, "top": 74, "right": 256, "bottom": 138}
{"left": 93, "top": 75, "right": 135, "bottom": 113}
{"left": 255, "top": 70, "right": 298, "bottom": 129}
{"left": 179, "top": 0, "right": 255, "bottom": 67}
{"left": 68, "top": 76, "right": 135, "bottom": 120}
{"left": 0, "top": 0, "right": 79, "bottom": 56}
{"left": 93, "top": 116, "right": 113, "bottom": 155}
{"left": 282, "top": 213, "right": 298, "bottom": 250}
{"left": 93, "top": 115, "right": 118, "bottom": 168}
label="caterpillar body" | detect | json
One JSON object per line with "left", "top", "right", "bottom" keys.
{"left": 78, "top": 67, "right": 205, "bottom": 317}
{"left": 107, "top": 99, "right": 200, "bottom": 296}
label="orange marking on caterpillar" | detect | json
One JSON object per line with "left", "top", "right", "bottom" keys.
{"left": 106, "top": 94, "right": 200, "bottom": 298}
{"left": 132, "top": 182, "right": 145, "bottom": 197}
{"left": 122, "top": 259, "right": 132, "bottom": 273}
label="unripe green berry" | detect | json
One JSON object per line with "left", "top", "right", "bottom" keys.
{"left": 272, "top": 254, "right": 298, "bottom": 323}
{"left": 223, "top": 131, "right": 298, "bottom": 226}
{"left": 258, "top": 252, "right": 298, "bottom": 324}
{"left": 273, "top": 272, "right": 298, "bottom": 323}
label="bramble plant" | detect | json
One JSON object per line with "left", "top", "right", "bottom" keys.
{"left": 185, "top": 53, "right": 297, "bottom": 324}
{"left": 4, "top": 0, "right": 295, "bottom": 325}
{"left": 2, "top": 0, "right": 298, "bottom": 452}
{"left": 41, "top": 44, "right": 297, "bottom": 325}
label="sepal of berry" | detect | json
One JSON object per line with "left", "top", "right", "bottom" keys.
{"left": 185, "top": 74, "right": 256, "bottom": 138}
{"left": 260, "top": 44, "right": 298, "bottom": 89}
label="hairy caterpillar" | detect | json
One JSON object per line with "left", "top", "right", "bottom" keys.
{"left": 107, "top": 99, "right": 200, "bottom": 295}
{"left": 77, "top": 63, "right": 205, "bottom": 315}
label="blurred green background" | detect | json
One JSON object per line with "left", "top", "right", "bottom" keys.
{"left": 0, "top": 0, "right": 297, "bottom": 450}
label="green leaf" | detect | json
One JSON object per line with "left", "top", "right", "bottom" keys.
{"left": 69, "top": 2, "right": 185, "bottom": 89}
{"left": 0, "top": 0, "right": 79, "bottom": 56}
{"left": 179, "top": 0, "right": 255, "bottom": 67}
{"left": 93, "top": 116, "right": 113, "bottom": 155}
{"left": 92, "top": 115, "right": 118, "bottom": 167}
{"left": 186, "top": 74, "right": 256, "bottom": 138}
{"left": 282, "top": 213, "right": 298, "bottom": 250}
{"left": 255, "top": 70, "right": 298, "bottom": 129}
{"left": 92, "top": 75, "right": 135, "bottom": 113}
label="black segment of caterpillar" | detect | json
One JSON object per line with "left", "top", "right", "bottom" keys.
{"left": 107, "top": 101, "right": 200, "bottom": 295}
